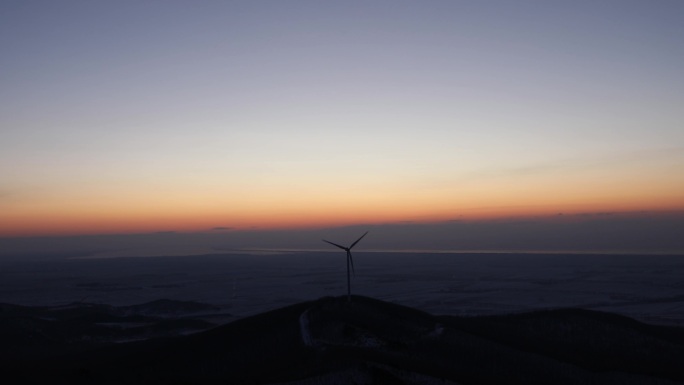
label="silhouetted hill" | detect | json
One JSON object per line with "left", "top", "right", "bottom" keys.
{"left": 0, "top": 299, "right": 221, "bottom": 360}
{"left": 3, "top": 296, "right": 684, "bottom": 384}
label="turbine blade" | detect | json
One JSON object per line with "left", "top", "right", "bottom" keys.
{"left": 349, "top": 231, "right": 368, "bottom": 249}
{"left": 348, "top": 251, "right": 355, "bottom": 276}
{"left": 323, "top": 239, "right": 347, "bottom": 250}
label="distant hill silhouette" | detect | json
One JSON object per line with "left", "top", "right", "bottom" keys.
{"left": 3, "top": 296, "right": 684, "bottom": 384}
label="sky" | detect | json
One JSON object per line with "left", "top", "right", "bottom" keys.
{"left": 1, "top": 1, "right": 683, "bottom": 252}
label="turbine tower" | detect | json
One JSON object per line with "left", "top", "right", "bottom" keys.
{"left": 323, "top": 231, "right": 368, "bottom": 302}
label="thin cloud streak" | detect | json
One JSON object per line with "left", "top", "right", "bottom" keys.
{"left": 442, "top": 146, "right": 684, "bottom": 186}
{"left": 2, "top": 210, "right": 683, "bottom": 258}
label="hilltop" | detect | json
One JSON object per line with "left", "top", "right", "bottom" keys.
{"left": 3, "top": 296, "right": 684, "bottom": 384}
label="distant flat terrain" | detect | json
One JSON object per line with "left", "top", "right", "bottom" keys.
{"left": 1, "top": 251, "right": 683, "bottom": 326}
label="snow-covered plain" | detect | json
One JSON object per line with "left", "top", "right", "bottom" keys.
{"left": 1, "top": 251, "right": 683, "bottom": 326}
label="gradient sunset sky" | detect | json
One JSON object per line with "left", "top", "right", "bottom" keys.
{"left": 1, "top": 1, "right": 683, "bottom": 240}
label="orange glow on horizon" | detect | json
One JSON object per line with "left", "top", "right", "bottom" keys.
{"left": 3, "top": 198, "right": 684, "bottom": 238}
{"left": 3, "top": 164, "right": 684, "bottom": 237}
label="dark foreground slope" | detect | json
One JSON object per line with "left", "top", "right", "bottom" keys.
{"left": 3, "top": 296, "right": 684, "bottom": 384}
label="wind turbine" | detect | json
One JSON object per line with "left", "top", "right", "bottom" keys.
{"left": 323, "top": 231, "right": 368, "bottom": 302}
